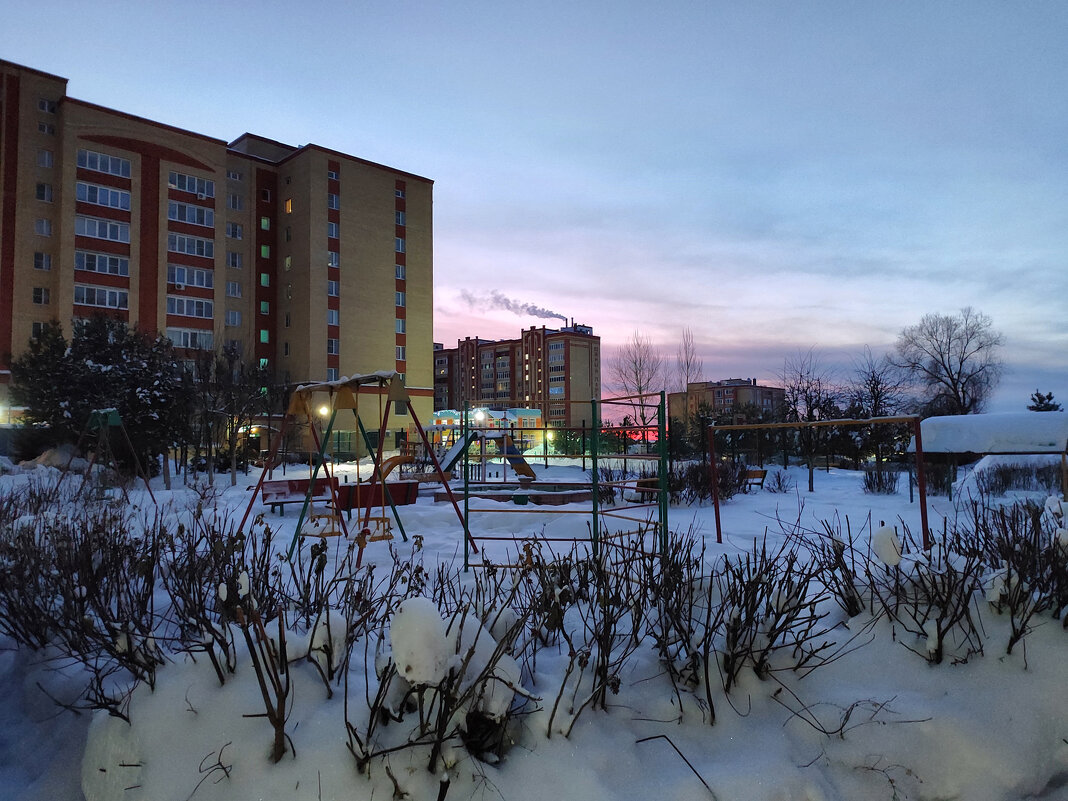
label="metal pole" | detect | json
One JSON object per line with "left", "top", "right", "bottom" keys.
{"left": 708, "top": 423, "right": 723, "bottom": 544}
{"left": 912, "top": 417, "right": 931, "bottom": 550}
{"left": 657, "top": 391, "right": 668, "bottom": 558}
{"left": 591, "top": 399, "right": 600, "bottom": 559}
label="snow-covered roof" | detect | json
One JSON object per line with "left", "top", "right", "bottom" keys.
{"left": 907, "top": 412, "right": 1068, "bottom": 454}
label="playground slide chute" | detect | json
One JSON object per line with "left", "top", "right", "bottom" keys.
{"left": 375, "top": 454, "right": 413, "bottom": 482}
{"left": 438, "top": 430, "right": 479, "bottom": 472}
{"left": 500, "top": 435, "right": 536, "bottom": 479}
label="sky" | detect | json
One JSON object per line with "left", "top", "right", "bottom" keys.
{"left": 3, "top": 1, "right": 1066, "bottom": 412}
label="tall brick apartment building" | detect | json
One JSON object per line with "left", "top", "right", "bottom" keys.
{"left": 434, "top": 323, "right": 601, "bottom": 428}
{"left": 0, "top": 60, "right": 434, "bottom": 422}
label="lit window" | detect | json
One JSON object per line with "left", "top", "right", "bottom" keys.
{"left": 32, "top": 287, "right": 50, "bottom": 305}
{"left": 260, "top": 244, "right": 270, "bottom": 258}
{"left": 284, "top": 256, "right": 292, "bottom": 271}
{"left": 260, "top": 273, "right": 270, "bottom": 287}
{"left": 260, "top": 301, "right": 269, "bottom": 315}
{"left": 33, "top": 252, "right": 51, "bottom": 270}
{"left": 37, "top": 149, "right": 54, "bottom": 168}
{"left": 260, "top": 329, "right": 269, "bottom": 344}
{"left": 260, "top": 216, "right": 270, "bottom": 231}
{"left": 284, "top": 198, "right": 292, "bottom": 214}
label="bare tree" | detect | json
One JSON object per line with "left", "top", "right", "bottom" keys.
{"left": 780, "top": 349, "right": 841, "bottom": 492}
{"left": 893, "top": 307, "right": 1004, "bottom": 416}
{"left": 675, "top": 326, "right": 703, "bottom": 393}
{"left": 849, "top": 346, "right": 909, "bottom": 472}
{"left": 610, "top": 330, "right": 665, "bottom": 432}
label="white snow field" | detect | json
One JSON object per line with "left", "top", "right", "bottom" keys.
{"left": 2, "top": 455, "right": 1067, "bottom": 801}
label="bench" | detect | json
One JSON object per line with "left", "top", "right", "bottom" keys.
{"left": 261, "top": 477, "right": 339, "bottom": 515}
{"left": 333, "top": 480, "right": 420, "bottom": 520}
{"left": 744, "top": 469, "right": 767, "bottom": 491}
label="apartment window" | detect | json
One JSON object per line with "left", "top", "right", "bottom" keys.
{"left": 326, "top": 367, "right": 339, "bottom": 381}
{"left": 395, "top": 188, "right": 405, "bottom": 198}
{"left": 226, "top": 252, "right": 243, "bottom": 269}
{"left": 225, "top": 310, "right": 242, "bottom": 327}
{"left": 284, "top": 226, "right": 291, "bottom": 242}
{"left": 394, "top": 237, "right": 405, "bottom": 253}
{"left": 327, "top": 251, "right": 339, "bottom": 268}
{"left": 283, "top": 342, "right": 290, "bottom": 357}
{"left": 168, "top": 171, "right": 214, "bottom": 197}
{"left": 78, "top": 182, "right": 132, "bottom": 211}
{"left": 226, "top": 170, "right": 243, "bottom": 181}
{"left": 395, "top": 291, "right": 405, "bottom": 307}
{"left": 327, "top": 169, "right": 339, "bottom": 180}
{"left": 284, "top": 312, "right": 291, "bottom": 328}
{"left": 284, "top": 255, "right": 292, "bottom": 271}
{"left": 168, "top": 327, "right": 213, "bottom": 349}
{"left": 167, "top": 233, "right": 213, "bottom": 257}
{"left": 76, "top": 251, "right": 129, "bottom": 276}
{"left": 166, "top": 296, "right": 214, "bottom": 318}
{"left": 327, "top": 279, "right": 339, "bottom": 297}
{"left": 260, "top": 189, "right": 271, "bottom": 202}
{"left": 260, "top": 301, "right": 269, "bottom": 315}
{"left": 260, "top": 244, "right": 270, "bottom": 258}
{"left": 37, "top": 123, "right": 55, "bottom": 136}
{"left": 226, "top": 222, "right": 243, "bottom": 239}
{"left": 395, "top": 346, "right": 406, "bottom": 361}
{"left": 395, "top": 264, "right": 406, "bottom": 280}
{"left": 259, "top": 329, "right": 269, "bottom": 344}
{"left": 75, "top": 284, "right": 128, "bottom": 309}
{"left": 327, "top": 221, "right": 339, "bottom": 238}
{"left": 395, "top": 318, "right": 406, "bottom": 334}
{"left": 33, "top": 252, "right": 51, "bottom": 271}
{"left": 327, "top": 338, "right": 339, "bottom": 355}
{"left": 32, "top": 322, "right": 46, "bottom": 339}
{"left": 327, "top": 193, "right": 339, "bottom": 210}
{"left": 38, "top": 98, "right": 57, "bottom": 113}
{"left": 34, "top": 219, "right": 52, "bottom": 236}
{"left": 227, "top": 194, "right": 243, "bottom": 211}
{"left": 37, "top": 149, "right": 54, "bottom": 168}
{"left": 257, "top": 217, "right": 269, "bottom": 232}
{"left": 35, "top": 183, "right": 53, "bottom": 202}
{"left": 327, "top": 308, "right": 339, "bottom": 326}
{"left": 260, "top": 273, "right": 270, "bottom": 287}
{"left": 80, "top": 149, "right": 132, "bottom": 179}
{"left": 77, "top": 216, "right": 130, "bottom": 243}
{"left": 284, "top": 198, "right": 292, "bottom": 214}
{"left": 167, "top": 264, "right": 214, "bottom": 288}
{"left": 167, "top": 200, "right": 214, "bottom": 227}
{"left": 395, "top": 210, "right": 406, "bottom": 225}
{"left": 32, "top": 287, "right": 50, "bottom": 305}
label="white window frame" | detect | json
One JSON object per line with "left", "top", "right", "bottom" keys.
{"left": 225, "top": 222, "right": 243, "bottom": 239}
{"left": 77, "top": 182, "right": 131, "bottom": 211}
{"left": 226, "top": 281, "right": 242, "bottom": 298}
{"left": 76, "top": 215, "right": 130, "bottom": 243}
{"left": 78, "top": 149, "right": 131, "bottom": 178}
{"left": 327, "top": 221, "right": 339, "bottom": 238}
{"left": 168, "top": 200, "right": 214, "bottom": 227}
{"left": 34, "top": 218, "right": 52, "bottom": 236}
{"left": 225, "top": 310, "right": 242, "bottom": 327}
{"left": 168, "top": 171, "right": 215, "bottom": 197}
{"left": 168, "top": 233, "right": 214, "bottom": 257}
{"left": 166, "top": 295, "right": 214, "bottom": 319}
{"left": 395, "top": 291, "right": 405, "bottom": 307}
{"left": 75, "top": 284, "right": 129, "bottom": 309}
{"left": 327, "top": 280, "right": 339, "bottom": 297}
{"left": 76, "top": 251, "right": 130, "bottom": 276}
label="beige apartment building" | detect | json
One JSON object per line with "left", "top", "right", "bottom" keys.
{"left": 434, "top": 323, "right": 601, "bottom": 428}
{"left": 668, "top": 378, "right": 786, "bottom": 422}
{"left": 0, "top": 59, "right": 434, "bottom": 425}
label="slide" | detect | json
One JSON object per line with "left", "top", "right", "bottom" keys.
{"left": 501, "top": 435, "right": 537, "bottom": 479}
{"left": 374, "top": 454, "right": 413, "bottom": 483}
{"left": 438, "top": 430, "right": 478, "bottom": 473}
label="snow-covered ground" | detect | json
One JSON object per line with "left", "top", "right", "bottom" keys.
{"left": 2, "top": 456, "right": 1067, "bottom": 801}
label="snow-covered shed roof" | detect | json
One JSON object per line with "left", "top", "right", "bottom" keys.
{"left": 907, "top": 412, "right": 1068, "bottom": 455}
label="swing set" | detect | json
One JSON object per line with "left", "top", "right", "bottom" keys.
{"left": 236, "top": 372, "right": 477, "bottom": 567}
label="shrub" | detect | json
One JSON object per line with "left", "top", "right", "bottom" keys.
{"left": 862, "top": 468, "right": 900, "bottom": 495}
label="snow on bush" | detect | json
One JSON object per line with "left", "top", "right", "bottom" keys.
{"left": 389, "top": 596, "right": 453, "bottom": 685}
